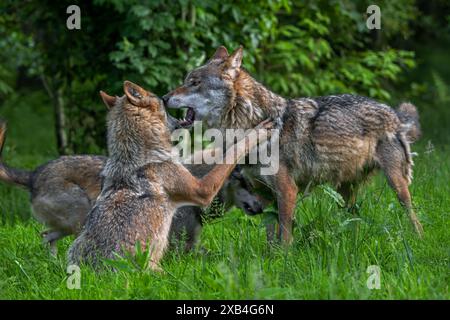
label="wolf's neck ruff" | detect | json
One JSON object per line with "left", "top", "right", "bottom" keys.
{"left": 102, "top": 102, "right": 172, "bottom": 189}
{"left": 220, "top": 70, "right": 287, "bottom": 129}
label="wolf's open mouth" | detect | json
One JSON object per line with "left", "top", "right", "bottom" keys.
{"left": 176, "top": 107, "right": 196, "bottom": 128}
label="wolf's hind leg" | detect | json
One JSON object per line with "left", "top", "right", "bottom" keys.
{"left": 265, "top": 222, "right": 276, "bottom": 244}
{"left": 384, "top": 170, "right": 423, "bottom": 237}
{"left": 337, "top": 182, "right": 362, "bottom": 239}
{"left": 275, "top": 164, "right": 298, "bottom": 245}
{"left": 41, "top": 230, "right": 66, "bottom": 255}
{"left": 337, "top": 183, "right": 360, "bottom": 214}
{"left": 377, "top": 141, "right": 423, "bottom": 237}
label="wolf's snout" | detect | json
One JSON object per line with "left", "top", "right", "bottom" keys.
{"left": 243, "top": 200, "right": 263, "bottom": 216}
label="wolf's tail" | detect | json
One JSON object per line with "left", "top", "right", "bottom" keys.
{"left": 0, "top": 121, "right": 32, "bottom": 189}
{"left": 396, "top": 102, "right": 421, "bottom": 144}
{"left": 395, "top": 103, "right": 421, "bottom": 185}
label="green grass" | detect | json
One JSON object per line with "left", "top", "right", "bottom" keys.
{"left": 0, "top": 90, "right": 449, "bottom": 299}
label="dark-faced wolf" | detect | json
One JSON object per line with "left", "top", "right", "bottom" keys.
{"left": 163, "top": 45, "right": 423, "bottom": 244}
{"left": 0, "top": 119, "right": 263, "bottom": 255}
{"left": 67, "top": 81, "right": 273, "bottom": 269}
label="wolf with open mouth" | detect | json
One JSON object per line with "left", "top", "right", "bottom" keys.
{"left": 163, "top": 45, "right": 424, "bottom": 244}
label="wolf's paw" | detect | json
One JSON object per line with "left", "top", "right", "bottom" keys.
{"left": 412, "top": 219, "right": 424, "bottom": 238}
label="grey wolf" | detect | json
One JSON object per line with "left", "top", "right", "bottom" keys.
{"left": 163, "top": 45, "right": 423, "bottom": 244}
{"left": 67, "top": 81, "right": 273, "bottom": 269}
{"left": 0, "top": 126, "right": 263, "bottom": 254}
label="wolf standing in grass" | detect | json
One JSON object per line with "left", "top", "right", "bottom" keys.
{"left": 68, "top": 81, "right": 273, "bottom": 269}
{"left": 163, "top": 46, "right": 423, "bottom": 244}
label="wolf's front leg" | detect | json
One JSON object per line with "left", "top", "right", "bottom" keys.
{"left": 167, "top": 119, "right": 274, "bottom": 207}
{"left": 274, "top": 163, "right": 298, "bottom": 245}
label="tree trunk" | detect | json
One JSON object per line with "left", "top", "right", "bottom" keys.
{"left": 54, "top": 87, "right": 68, "bottom": 155}
{"left": 41, "top": 76, "right": 69, "bottom": 155}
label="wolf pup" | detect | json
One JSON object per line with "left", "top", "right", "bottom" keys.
{"left": 0, "top": 125, "right": 263, "bottom": 254}
{"left": 67, "top": 81, "right": 273, "bottom": 269}
{"left": 163, "top": 46, "right": 423, "bottom": 244}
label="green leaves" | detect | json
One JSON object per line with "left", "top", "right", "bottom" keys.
{"left": 320, "top": 185, "right": 345, "bottom": 208}
{"left": 1, "top": 0, "right": 419, "bottom": 152}
{"left": 104, "top": 241, "right": 155, "bottom": 273}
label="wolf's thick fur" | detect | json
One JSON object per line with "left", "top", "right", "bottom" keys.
{"left": 0, "top": 124, "right": 262, "bottom": 254}
{"left": 67, "top": 81, "right": 272, "bottom": 269}
{"left": 163, "top": 46, "right": 424, "bottom": 243}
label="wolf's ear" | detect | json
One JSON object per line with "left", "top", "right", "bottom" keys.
{"left": 224, "top": 46, "right": 243, "bottom": 79}
{"left": 228, "top": 46, "right": 243, "bottom": 69}
{"left": 123, "top": 81, "right": 149, "bottom": 106}
{"left": 99, "top": 91, "right": 117, "bottom": 109}
{"left": 209, "top": 46, "right": 229, "bottom": 62}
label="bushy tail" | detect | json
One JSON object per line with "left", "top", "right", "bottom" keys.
{"left": 396, "top": 102, "right": 421, "bottom": 143}
{"left": 396, "top": 103, "right": 421, "bottom": 185}
{"left": 0, "top": 121, "right": 32, "bottom": 189}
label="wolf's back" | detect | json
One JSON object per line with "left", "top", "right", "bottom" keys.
{"left": 310, "top": 94, "right": 402, "bottom": 141}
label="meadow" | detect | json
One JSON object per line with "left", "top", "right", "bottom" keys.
{"left": 0, "top": 90, "right": 448, "bottom": 299}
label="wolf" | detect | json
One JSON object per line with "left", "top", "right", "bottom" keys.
{"left": 67, "top": 81, "right": 273, "bottom": 269}
{"left": 163, "top": 46, "right": 423, "bottom": 244}
{"left": 0, "top": 125, "right": 263, "bottom": 254}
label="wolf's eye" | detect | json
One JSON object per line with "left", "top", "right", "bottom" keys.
{"left": 189, "top": 79, "right": 201, "bottom": 86}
